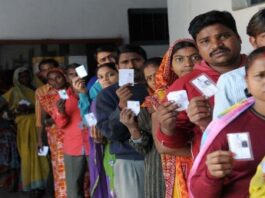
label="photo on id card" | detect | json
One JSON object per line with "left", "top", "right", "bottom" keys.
{"left": 227, "top": 132, "right": 253, "bottom": 160}
{"left": 190, "top": 73, "right": 218, "bottom": 98}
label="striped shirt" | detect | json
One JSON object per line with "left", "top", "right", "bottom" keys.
{"left": 213, "top": 66, "right": 247, "bottom": 119}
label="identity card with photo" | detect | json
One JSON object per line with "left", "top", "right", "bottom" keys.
{"left": 167, "top": 90, "right": 189, "bottom": 111}
{"left": 119, "top": 69, "right": 134, "bottom": 87}
{"left": 85, "top": 113, "right": 98, "bottom": 127}
{"left": 75, "top": 65, "right": 88, "bottom": 78}
{"left": 227, "top": 132, "right": 253, "bottom": 160}
{"left": 38, "top": 146, "right": 49, "bottom": 156}
{"left": 127, "top": 100, "right": 140, "bottom": 116}
{"left": 191, "top": 74, "right": 218, "bottom": 98}
{"left": 58, "top": 89, "right": 69, "bottom": 100}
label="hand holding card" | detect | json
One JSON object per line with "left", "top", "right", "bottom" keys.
{"left": 227, "top": 132, "right": 253, "bottom": 160}
{"left": 75, "top": 65, "right": 88, "bottom": 78}
{"left": 127, "top": 100, "right": 140, "bottom": 116}
{"left": 119, "top": 69, "right": 134, "bottom": 87}
{"left": 167, "top": 90, "right": 189, "bottom": 111}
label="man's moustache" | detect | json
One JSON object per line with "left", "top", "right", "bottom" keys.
{"left": 209, "top": 47, "right": 230, "bottom": 57}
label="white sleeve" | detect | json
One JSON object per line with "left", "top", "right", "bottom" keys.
{"left": 213, "top": 74, "right": 232, "bottom": 119}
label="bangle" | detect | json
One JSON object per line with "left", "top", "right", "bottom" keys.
{"left": 156, "top": 126, "right": 188, "bottom": 148}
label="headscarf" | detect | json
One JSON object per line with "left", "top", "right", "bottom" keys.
{"left": 2, "top": 67, "right": 36, "bottom": 111}
{"left": 11, "top": 67, "right": 36, "bottom": 106}
{"left": 148, "top": 38, "right": 196, "bottom": 108}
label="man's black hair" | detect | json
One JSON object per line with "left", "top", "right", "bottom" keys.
{"left": 38, "top": 58, "right": 59, "bottom": 71}
{"left": 247, "top": 8, "right": 265, "bottom": 37}
{"left": 143, "top": 57, "right": 162, "bottom": 69}
{"left": 188, "top": 10, "right": 239, "bottom": 40}
{"left": 117, "top": 44, "right": 147, "bottom": 61}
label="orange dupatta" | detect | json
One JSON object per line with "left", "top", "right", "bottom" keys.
{"left": 149, "top": 39, "right": 194, "bottom": 198}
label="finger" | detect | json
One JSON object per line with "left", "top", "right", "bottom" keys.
{"left": 189, "top": 101, "right": 210, "bottom": 110}
{"left": 209, "top": 169, "right": 232, "bottom": 178}
{"left": 207, "top": 154, "right": 233, "bottom": 164}
{"left": 116, "top": 85, "right": 131, "bottom": 94}
{"left": 189, "top": 106, "right": 211, "bottom": 115}
{"left": 167, "top": 103, "right": 180, "bottom": 112}
{"left": 207, "top": 163, "right": 233, "bottom": 172}
{"left": 189, "top": 96, "right": 207, "bottom": 103}
{"left": 189, "top": 112, "right": 211, "bottom": 123}
{"left": 118, "top": 89, "right": 132, "bottom": 97}
{"left": 207, "top": 150, "right": 233, "bottom": 159}
{"left": 159, "top": 101, "right": 175, "bottom": 109}
{"left": 158, "top": 106, "right": 178, "bottom": 118}
{"left": 160, "top": 114, "right": 176, "bottom": 124}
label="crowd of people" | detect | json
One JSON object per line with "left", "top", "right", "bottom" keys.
{"left": 1, "top": 8, "right": 265, "bottom": 198}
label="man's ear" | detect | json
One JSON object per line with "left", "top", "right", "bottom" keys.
{"left": 249, "top": 36, "right": 258, "bottom": 49}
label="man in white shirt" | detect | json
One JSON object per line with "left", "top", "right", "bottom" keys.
{"left": 213, "top": 8, "right": 265, "bottom": 118}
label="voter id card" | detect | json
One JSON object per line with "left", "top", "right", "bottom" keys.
{"left": 58, "top": 89, "right": 69, "bottom": 99}
{"left": 167, "top": 90, "right": 189, "bottom": 111}
{"left": 75, "top": 65, "right": 88, "bottom": 78}
{"left": 84, "top": 113, "right": 97, "bottom": 127}
{"left": 119, "top": 69, "right": 134, "bottom": 87}
{"left": 191, "top": 74, "right": 218, "bottom": 98}
{"left": 127, "top": 100, "right": 140, "bottom": 116}
{"left": 227, "top": 132, "right": 253, "bottom": 160}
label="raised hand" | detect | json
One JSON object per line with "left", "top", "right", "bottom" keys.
{"left": 116, "top": 83, "right": 133, "bottom": 109}
{"left": 206, "top": 150, "right": 234, "bottom": 178}
{"left": 187, "top": 96, "right": 212, "bottom": 130}
{"left": 72, "top": 76, "right": 87, "bottom": 94}
{"left": 157, "top": 101, "right": 179, "bottom": 135}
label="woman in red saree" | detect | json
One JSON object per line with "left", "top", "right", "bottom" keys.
{"left": 151, "top": 39, "right": 202, "bottom": 198}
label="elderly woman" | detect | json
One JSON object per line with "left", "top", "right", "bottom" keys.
{"left": 3, "top": 67, "right": 49, "bottom": 197}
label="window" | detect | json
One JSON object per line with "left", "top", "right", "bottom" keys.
{"left": 232, "top": 0, "right": 265, "bottom": 10}
{"left": 128, "top": 8, "right": 169, "bottom": 45}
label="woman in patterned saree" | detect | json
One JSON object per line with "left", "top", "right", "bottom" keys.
{"left": 36, "top": 68, "right": 68, "bottom": 198}
{"left": 151, "top": 39, "right": 201, "bottom": 198}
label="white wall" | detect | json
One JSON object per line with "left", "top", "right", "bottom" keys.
{"left": 167, "top": 0, "right": 265, "bottom": 54}
{"left": 0, "top": 0, "right": 168, "bottom": 58}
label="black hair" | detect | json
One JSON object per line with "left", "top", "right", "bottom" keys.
{"left": 171, "top": 41, "right": 198, "bottom": 64}
{"left": 38, "top": 59, "right": 59, "bottom": 71}
{"left": 65, "top": 63, "right": 81, "bottom": 73}
{"left": 96, "top": 46, "right": 117, "bottom": 54}
{"left": 245, "top": 46, "right": 265, "bottom": 74}
{"left": 188, "top": 10, "right": 239, "bottom": 40}
{"left": 117, "top": 44, "right": 147, "bottom": 62}
{"left": 247, "top": 8, "right": 265, "bottom": 37}
{"left": 143, "top": 57, "right": 162, "bottom": 70}
{"left": 96, "top": 62, "right": 118, "bottom": 75}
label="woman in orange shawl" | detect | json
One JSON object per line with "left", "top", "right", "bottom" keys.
{"left": 151, "top": 38, "right": 202, "bottom": 198}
